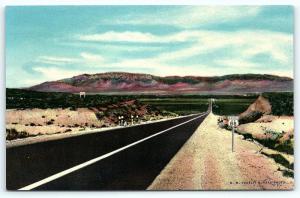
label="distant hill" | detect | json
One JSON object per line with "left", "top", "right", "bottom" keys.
{"left": 28, "top": 72, "right": 293, "bottom": 94}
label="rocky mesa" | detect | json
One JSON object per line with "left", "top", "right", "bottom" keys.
{"left": 28, "top": 72, "right": 293, "bottom": 94}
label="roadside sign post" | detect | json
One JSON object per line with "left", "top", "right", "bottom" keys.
{"left": 121, "top": 116, "right": 123, "bottom": 126}
{"left": 232, "top": 127, "right": 234, "bottom": 152}
{"left": 228, "top": 116, "right": 239, "bottom": 152}
{"left": 118, "top": 116, "right": 121, "bottom": 126}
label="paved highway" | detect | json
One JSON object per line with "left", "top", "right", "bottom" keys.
{"left": 7, "top": 112, "right": 208, "bottom": 190}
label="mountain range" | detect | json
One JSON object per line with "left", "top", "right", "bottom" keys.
{"left": 28, "top": 72, "right": 293, "bottom": 94}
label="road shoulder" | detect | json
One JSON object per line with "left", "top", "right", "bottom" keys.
{"left": 148, "top": 113, "right": 294, "bottom": 190}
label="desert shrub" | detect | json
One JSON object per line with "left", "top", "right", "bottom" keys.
{"left": 161, "top": 110, "right": 177, "bottom": 117}
{"left": 46, "top": 121, "right": 54, "bottom": 125}
{"left": 241, "top": 133, "right": 253, "bottom": 140}
{"left": 262, "top": 92, "right": 293, "bottom": 116}
{"left": 218, "top": 122, "right": 226, "bottom": 129}
{"left": 6, "top": 128, "right": 29, "bottom": 140}
{"left": 95, "top": 112, "right": 105, "bottom": 120}
{"left": 70, "top": 106, "right": 77, "bottom": 111}
{"left": 265, "top": 129, "right": 283, "bottom": 141}
{"left": 30, "top": 123, "right": 36, "bottom": 126}
{"left": 19, "top": 131, "right": 29, "bottom": 138}
{"left": 6, "top": 128, "right": 18, "bottom": 140}
{"left": 275, "top": 139, "right": 294, "bottom": 155}
{"left": 263, "top": 153, "right": 292, "bottom": 170}
{"left": 218, "top": 122, "right": 231, "bottom": 130}
{"left": 283, "top": 170, "right": 294, "bottom": 178}
{"left": 239, "top": 111, "right": 263, "bottom": 124}
{"left": 258, "top": 138, "right": 278, "bottom": 148}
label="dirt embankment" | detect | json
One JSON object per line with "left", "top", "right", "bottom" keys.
{"left": 239, "top": 95, "right": 271, "bottom": 124}
{"left": 217, "top": 95, "right": 294, "bottom": 178}
{"left": 237, "top": 95, "right": 294, "bottom": 154}
{"left": 219, "top": 96, "right": 294, "bottom": 153}
{"left": 6, "top": 100, "right": 177, "bottom": 141}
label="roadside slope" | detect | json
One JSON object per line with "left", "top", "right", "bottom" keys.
{"left": 148, "top": 113, "right": 294, "bottom": 190}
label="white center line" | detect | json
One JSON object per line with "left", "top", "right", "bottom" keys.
{"left": 19, "top": 112, "right": 208, "bottom": 190}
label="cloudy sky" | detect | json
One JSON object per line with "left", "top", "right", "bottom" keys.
{"left": 6, "top": 6, "right": 293, "bottom": 87}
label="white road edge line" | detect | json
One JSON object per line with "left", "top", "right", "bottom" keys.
{"left": 19, "top": 112, "right": 208, "bottom": 190}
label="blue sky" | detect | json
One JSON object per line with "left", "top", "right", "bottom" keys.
{"left": 6, "top": 6, "right": 293, "bottom": 87}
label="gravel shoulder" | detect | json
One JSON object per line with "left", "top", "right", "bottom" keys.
{"left": 148, "top": 113, "right": 294, "bottom": 190}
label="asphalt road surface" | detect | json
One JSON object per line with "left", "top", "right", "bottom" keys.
{"left": 7, "top": 112, "right": 208, "bottom": 190}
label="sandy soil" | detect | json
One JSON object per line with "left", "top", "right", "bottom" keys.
{"left": 237, "top": 115, "right": 293, "bottom": 140}
{"left": 6, "top": 108, "right": 104, "bottom": 128}
{"left": 148, "top": 113, "right": 294, "bottom": 190}
{"left": 6, "top": 108, "right": 105, "bottom": 142}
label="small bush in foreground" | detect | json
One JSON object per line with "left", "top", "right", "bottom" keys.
{"left": 6, "top": 128, "right": 30, "bottom": 140}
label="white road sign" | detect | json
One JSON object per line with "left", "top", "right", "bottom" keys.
{"left": 228, "top": 116, "right": 239, "bottom": 127}
{"left": 228, "top": 116, "right": 239, "bottom": 152}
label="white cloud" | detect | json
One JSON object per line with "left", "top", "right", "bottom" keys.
{"left": 103, "top": 6, "right": 261, "bottom": 28}
{"left": 214, "top": 58, "right": 259, "bottom": 69}
{"left": 269, "top": 70, "right": 293, "bottom": 78}
{"left": 80, "top": 52, "right": 106, "bottom": 65}
{"left": 78, "top": 31, "right": 160, "bottom": 43}
{"left": 77, "top": 30, "right": 292, "bottom": 68}
{"left": 33, "top": 67, "right": 92, "bottom": 82}
{"left": 155, "top": 30, "right": 292, "bottom": 66}
{"left": 36, "top": 56, "right": 80, "bottom": 65}
{"left": 170, "top": 6, "right": 260, "bottom": 28}
{"left": 36, "top": 52, "right": 108, "bottom": 68}
{"left": 242, "top": 43, "right": 290, "bottom": 64}
{"left": 58, "top": 41, "right": 164, "bottom": 52}
{"left": 78, "top": 30, "right": 203, "bottom": 43}
{"left": 34, "top": 29, "right": 293, "bottom": 81}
